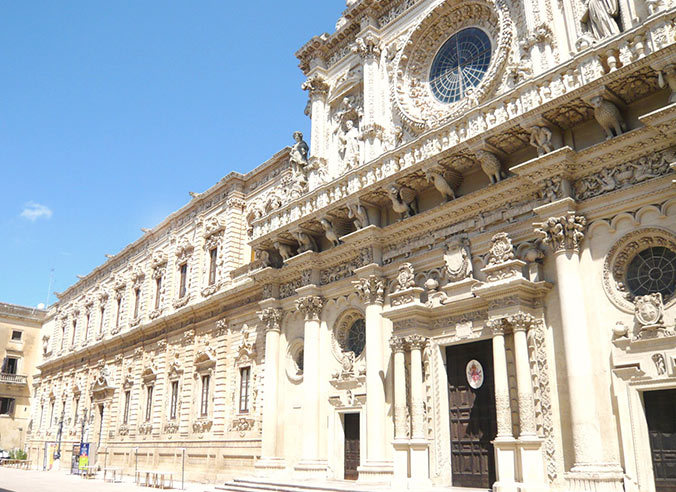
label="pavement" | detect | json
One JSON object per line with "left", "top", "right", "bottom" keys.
{"left": 0, "top": 467, "right": 217, "bottom": 492}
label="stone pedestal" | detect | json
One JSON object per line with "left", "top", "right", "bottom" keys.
{"left": 493, "top": 438, "right": 519, "bottom": 492}
{"left": 392, "top": 439, "right": 409, "bottom": 486}
{"left": 409, "top": 439, "right": 431, "bottom": 487}
{"left": 519, "top": 438, "right": 547, "bottom": 492}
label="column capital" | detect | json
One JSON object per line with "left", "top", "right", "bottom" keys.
{"left": 389, "top": 336, "right": 407, "bottom": 353}
{"left": 301, "top": 74, "right": 329, "bottom": 99}
{"left": 354, "top": 276, "right": 385, "bottom": 305}
{"left": 487, "top": 318, "right": 507, "bottom": 336}
{"left": 258, "top": 308, "right": 284, "bottom": 333}
{"left": 506, "top": 312, "right": 538, "bottom": 332}
{"left": 295, "top": 296, "right": 325, "bottom": 321}
{"left": 352, "top": 33, "right": 382, "bottom": 61}
{"left": 405, "top": 334, "right": 428, "bottom": 351}
{"left": 535, "top": 213, "right": 587, "bottom": 254}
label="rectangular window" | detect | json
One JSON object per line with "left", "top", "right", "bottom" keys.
{"left": 145, "top": 386, "right": 153, "bottom": 421}
{"left": 71, "top": 319, "right": 77, "bottom": 345}
{"left": 133, "top": 288, "right": 141, "bottom": 319}
{"left": 0, "top": 398, "right": 15, "bottom": 415}
{"left": 200, "top": 375, "right": 210, "bottom": 417}
{"left": 179, "top": 264, "right": 188, "bottom": 298}
{"left": 1, "top": 357, "right": 18, "bottom": 375}
{"left": 84, "top": 313, "right": 91, "bottom": 341}
{"left": 170, "top": 381, "right": 179, "bottom": 420}
{"left": 11, "top": 330, "right": 22, "bottom": 341}
{"left": 73, "top": 397, "right": 79, "bottom": 423}
{"left": 49, "top": 401, "right": 54, "bottom": 426}
{"left": 208, "top": 248, "right": 218, "bottom": 285}
{"left": 155, "top": 277, "right": 162, "bottom": 310}
{"left": 39, "top": 404, "right": 44, "bottom": 429}
{"left": 61, "top": 324, "right": 66, "bottom": 349}
{"left": 123, "top": 391, "right": 131, "bottom": 424}
{"left": 239, "top": 367, "right": 250, "bottom": 414}
{"left": 99, "top": 306, "right": 105, "bottom": 334}
{"left": 115, "top": 297, "right": 122, "bottom": 329}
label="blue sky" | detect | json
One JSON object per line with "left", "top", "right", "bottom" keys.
{"left": 1, "top": 1, "right": 344, "bottom": 308}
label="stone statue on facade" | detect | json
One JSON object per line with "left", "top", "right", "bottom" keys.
{"left": 425, "top": 168, "right": 456, "bottom": 201}
{"left": 339, "top": 120, "right": 362, "bottom": 169}
{"left": 388, "top": 185, "right": 418, "bottom": 219}
{"left": 444, "top": 238, "right": 473, "bottom": 282}
{"left": 583, "top": 0, "right": 621, "bottom": 41}
{"left": 590, "top": 96, "right": 626, "bottom": 139}
{"left": 657, "top": 64, "right": 676, "bottom": 104}
{"left": 475, "top": 150, "right": 506, "bottom": 184}
{"left": 289, "top": 131, "right": 309, "bottom": 181}
{"left": 347, "top": 201, "right": 369, "bottom": 230}
{"left": 274, "top": 241, "right": 293, "bottom": 261}
{"left": 529, "top": 126, "right": 555, "bottom": 156}
{"left": 294, "top": 230, "right": 318, "bottom": 254}
{"left": 320, "top": 218, "right": 341, "bottom": 247}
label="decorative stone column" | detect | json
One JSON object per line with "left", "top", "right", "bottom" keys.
{"left": 488, "top": 318, "right": 518, "bottom": 492}
{"left": 255, "top": 307, "right": 285, "bottom": 474}
{"left": 301, "top": 74, "right": 329, "bottom": 170}
{"left": 353, "top": 33, "right": 384, "bottom": 162}
{"left": 535, "top": 213, "right": 623, "bottom": 490}
{"left": 294, "top": 295, "right": 327, "bottom": 477}
{"left": 406, "top": 335, "right": 430, "bottom": 485}
{"left": 508, "top": 313, "right": 545, "bottom": 491}
{"left": 390, "top": 336, "right": 409, "bottom": 483}
{"left": 354, "top": 276, "right": 393, "bottom": 481}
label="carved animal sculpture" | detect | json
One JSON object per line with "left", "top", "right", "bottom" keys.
{"left": 475, "top": 150, "right": 505, "bottom": 184}
{"left": 590, "top": 96, "right": 626, "bottom": 140}
{"left": 388, "top": 185, "right": 418, "bottom": 219}
{"left": 320, "top": 218, "right": 341, "bottom": 247}
{"left": 294, "top": 231, "right": 318, "bottom": 254}
{"left": 425, "top": 168, "right": 456, "bottom": 201}
{"left": 273, "top": 241, "right": 293, "bottom": 261}
{"left": 347, "top": 202, "right": 369, "bottom": 229}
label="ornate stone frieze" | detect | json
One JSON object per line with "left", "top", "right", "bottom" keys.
{"left": 259, "top": 308, "right": 283, "bottom": 333}
{"left": 164, "top": 422, "right": 179, "bottom": 434}
{"left": 535, "top": 214, "right": 586, "bottom": 253}
{"left": 354, "top": 276, "right": 385, "bottom": 305}
{"left": 574, "top": 149, "right": 675, "bottom": 200}
{"left": 295, "top": 296, "right": 325, "bottom": 321}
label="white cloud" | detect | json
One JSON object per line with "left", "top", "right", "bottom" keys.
{"left": 20, "top": 202, "right": 53, "bottom": 222}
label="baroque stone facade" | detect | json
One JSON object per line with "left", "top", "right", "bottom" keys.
{"left": 24, "top": 1, "right": 676, "bottom": 491}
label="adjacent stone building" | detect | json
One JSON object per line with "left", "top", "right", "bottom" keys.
{"left": 26, "top": 1, "right": 676, "bottom": 491}
{"left": 0, "top": 302, "right": 45, "bottom": 450}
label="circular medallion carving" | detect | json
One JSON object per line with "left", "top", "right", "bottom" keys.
{"left": 466, "top": 359, "right": 484, "bottom": 389}
{"left": 392, "top": 0, "right": 513, "bottom": 131}
{"left": 602, "top": 228, "right": 676, "bottom": 313}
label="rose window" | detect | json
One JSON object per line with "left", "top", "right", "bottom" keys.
{"left": 345, "top": 319, "right": 366, "bottom": 357}
{"left": 625, "top": 246, "right": 676, "bottom": 300}
{"left": 429, "top": 28, "right": 492, "bottom": 104}
{"left": 295, "top": 349, "right": 304, "bottom": 372}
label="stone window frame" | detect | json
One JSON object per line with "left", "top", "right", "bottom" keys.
{"left": 193, "top": 348, "right": 216, "bottom": 423}
{"left": 603, "top": 227, "right": 676, "bottom": 313}
{"left": 140, "top": 366, "right": 157, "bottom": 424}
{"left": 165, "top": 361, "right": 183, "bottom": 423}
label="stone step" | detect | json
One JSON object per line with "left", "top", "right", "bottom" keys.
{"left": 216, "top": 477, "right": 389, "bottom": 492}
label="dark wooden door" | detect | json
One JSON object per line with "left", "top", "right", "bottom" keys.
{"left": 344, "top": 413, "right": 360, "bottom": 480}
{"left": 446, "top": 340, "right": 497, "bottom": 488}
{"left": 645, "top": 389, "right": 676, "bottom": 492}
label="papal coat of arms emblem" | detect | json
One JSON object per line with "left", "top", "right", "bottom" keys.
{"left": 466, "top": 359, "right": 484, "bottom": 389}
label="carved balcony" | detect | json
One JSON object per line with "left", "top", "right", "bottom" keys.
{"left": 0, "top": 373, "right": 28, "bottom": 385}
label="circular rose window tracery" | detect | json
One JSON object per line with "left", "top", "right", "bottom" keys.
{"left": 331, "top": 310, "right": 366, "bottom": 363}
{"left": 392, "top": 0, "right": 513, "bottom": 131}
{"left": 603, "top": 228, "right": 676, "bottom": 312}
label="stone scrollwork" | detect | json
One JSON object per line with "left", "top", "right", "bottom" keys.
{"left": 354, "top": 276, "right": 385, "bottom": 305}
{"left": 487, "top": 232, "right": 515, "bottom": 265}
{"left": 295, "top": 296, "right": 325, "bottom": 321}
{"left": 535, "top": 213, "right": 586, "bottom": 254}
{"left": 394, "top": 263, "right": 416, "bottom": 292}
{"left": 392, "top": 0, "right": 513, "bottom": 131}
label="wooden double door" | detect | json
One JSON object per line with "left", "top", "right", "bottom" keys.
{"left": 446, "top": 340, "right": 497, "bottom": 488}
{"left": 344, "top": 413, "right": 360, "bottom": 480}
{"left": 645, "top": 389, "right": 676, "bottom": 492}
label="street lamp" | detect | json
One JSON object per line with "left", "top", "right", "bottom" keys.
{"left": 54, "top": 409, "right": 64, "bottom": 460}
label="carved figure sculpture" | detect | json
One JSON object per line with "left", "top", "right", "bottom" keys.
{"left": 657, "top": 64, "right": 676, "bottom": 104}
{"left": 289, "top": 131, "right": 309, "bottom": 180}
{"left": 425, "top": 168, "right": 456, "bottom": 201}
{"left": 294, "top": 231, "right": 318, "bottom": 254}
{"left": 475, "top": 150, "right": 505, "bottom": 184}
{"left": 320, "top": 218, "right": 341, "bottom": 247}
{"left": 529, "top": 126, "right": 555, "bottom": 156}
{"left": 388, "top": 185, "right": 418, "bottom": 219}
{"left": 590, "top": 96, "right": 626, "bottom": 139}
{"left": 339, "top": 120, "right": 361, "bottom": 169}
{"left": 583, "top": 0, "right": 621, "bottom": 41}
{"left": 347, "top": 201, "right": 369, "bottom": 230}
{"left": 274, "top": 241, "right": 293, "bottom": 261}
